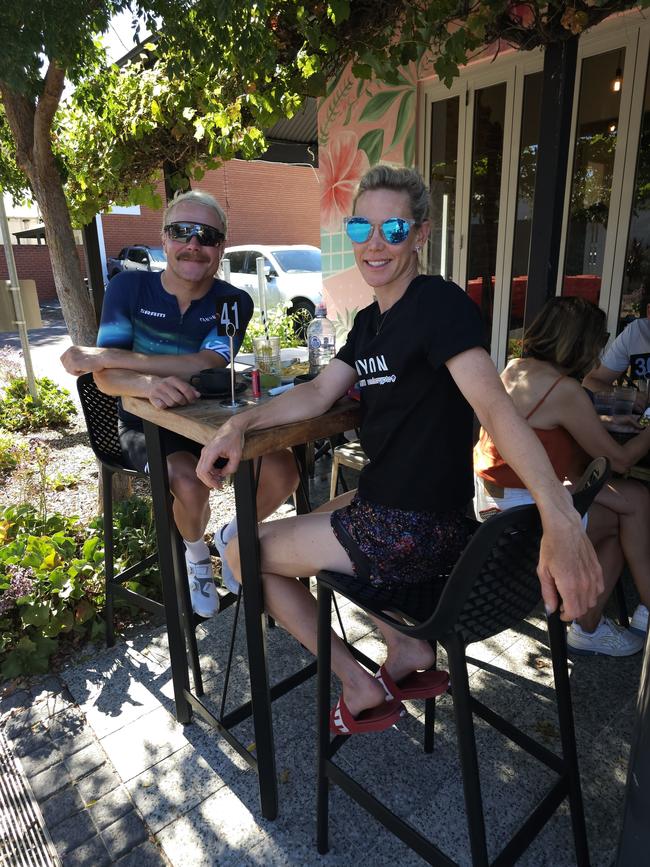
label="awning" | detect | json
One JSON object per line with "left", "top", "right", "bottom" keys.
{"left": 13, "top": 226, "right": 46, "bottom": 244}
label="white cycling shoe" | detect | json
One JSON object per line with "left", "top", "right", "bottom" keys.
{"left": 185, "top": 557, "right": 219, "bottom": 618}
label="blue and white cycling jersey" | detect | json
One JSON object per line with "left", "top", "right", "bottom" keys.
{"left": 97, "top": 270, "right": 253, "bottom": 360}
{"left": 96, "top": 270, "right": 254, "bottom": 424}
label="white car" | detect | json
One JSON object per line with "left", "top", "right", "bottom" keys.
{"left": 222, "top": 244, "right": 323, "bottom": 323}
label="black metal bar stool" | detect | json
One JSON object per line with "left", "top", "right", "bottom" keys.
{"left": 316, "top": 457, "right": 610, "bottom": 866}
{"left": 76, "top": 373, "right": 203, "bottom": 693}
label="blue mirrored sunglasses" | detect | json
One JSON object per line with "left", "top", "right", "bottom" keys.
{"left": 344, "top": 216, "right": 413, "bottom": 245}
{"left": 164, "top": 221, "right": 225, "bottom": 246}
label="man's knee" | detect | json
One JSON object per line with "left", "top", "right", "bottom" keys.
{"left": 168, "top": 453, "right": 209, "bottom": 503}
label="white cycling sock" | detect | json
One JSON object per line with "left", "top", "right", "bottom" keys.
{"left": 221, "top": 518, "right": 238, "bottom": 543}
{"left": 184, "top": 537, "right": 211, "bottom": 563}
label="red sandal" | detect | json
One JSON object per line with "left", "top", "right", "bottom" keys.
{"left": 375, "top": 665, "right": 449, "bottom": 701}
{"left": 329, "top": 695, "right": 405, "bottom": 735}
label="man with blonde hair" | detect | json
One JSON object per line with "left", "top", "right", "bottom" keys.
{"left": 62, "top": 190, "right": 298, "bottom": 617}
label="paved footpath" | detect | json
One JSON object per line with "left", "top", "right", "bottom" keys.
{"left": 0, "top": 674, "right": 168, "bottom": 866}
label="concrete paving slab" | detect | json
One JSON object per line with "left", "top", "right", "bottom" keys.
{"left": 99, "top": 704, "right": 189, "bottom": 782}
{"left": 125, "top": 743, "right": 232, "bottom": 834}
{"left": 155, "top": 786, "right": 272, "bottom": 866}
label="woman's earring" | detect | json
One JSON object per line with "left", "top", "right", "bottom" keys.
{"left": 415, "top": 245, "right": 421, "bottom": 253}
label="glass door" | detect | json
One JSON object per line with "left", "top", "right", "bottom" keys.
{"left": 464, "top": 82, "right": 508, "bottom": 347}
{"left": 609, "top": 27, "right": 650, "bottom": 337}
{"left": 502, "top": 71, "right": 544, "bottom": 362}
{"left": 561, "top": 48, "right": 627, "bottom": 308}
{"left": 428, "top": 96, "right": 459, "bottom": 282}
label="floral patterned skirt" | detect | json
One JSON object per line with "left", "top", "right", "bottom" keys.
{"left": 330, "top": 494, "right": 477, "bottom": 619}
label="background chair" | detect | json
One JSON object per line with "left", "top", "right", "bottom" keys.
{"left": 329, "top": 439, "right": 369, "bottom": 500}
{"left": 76, "top": 373, "right": 203, "bottom": 692}
{"left": 316, "top": 457, "right": 609, "bottom": 867}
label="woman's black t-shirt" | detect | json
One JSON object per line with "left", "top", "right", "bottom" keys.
{"left": 335, "top": 274, "right": 485, "bottom": 512}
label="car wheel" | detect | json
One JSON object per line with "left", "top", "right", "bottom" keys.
{"left": 289, "top": 300, "right": 315, "bottom": 344}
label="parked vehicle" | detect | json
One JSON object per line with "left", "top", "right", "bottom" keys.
{"left": 222, "top": 245, "right": 323, "bottom": 326}
{"left": 106, "top": 246, "right": 166, "bottom": 279}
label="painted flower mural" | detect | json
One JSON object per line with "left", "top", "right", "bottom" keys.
{"left": 319, "top": 131, "right": 369, "bottom": 231}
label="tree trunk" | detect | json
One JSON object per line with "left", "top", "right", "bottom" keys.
{"left": 96, "top": 463, "right": 132, "bottom": 513}
{"left": 1, "top": 66, "right": 98, "bottom": 346}
{"left": 31, "top": 167, "right": 98, "bottom": 345}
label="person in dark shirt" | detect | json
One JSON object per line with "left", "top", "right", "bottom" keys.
{"left": 195, "top": 166, "right": 602, "bottom": 734}
{"left": 61, "top": 190, "right": 298, "bottom": 618}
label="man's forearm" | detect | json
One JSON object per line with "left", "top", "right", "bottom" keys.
{"left": 582, "top": 366, "right": 618, "bottom": 392}
{"left": 101, "top": 348, "right": 225, "bottom": 378}
{"left": 93, "top": 368, "right": 158, "bottom": 399}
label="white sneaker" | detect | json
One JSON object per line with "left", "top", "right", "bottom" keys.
{"left": 185, "top": 557, "right": 219, "bottom": 618}
{"left": 567, "top": 617, "right": 644, "bottom": 657}
{"left": 214, "top": 526, "right": 240, "bottom": 594}
{"left": 630, "top": 604, "right": 649, "bottom": 636}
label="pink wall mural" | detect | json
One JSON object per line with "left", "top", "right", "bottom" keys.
{"left": 317, "top": 62, "right": 418, "bottom": 340}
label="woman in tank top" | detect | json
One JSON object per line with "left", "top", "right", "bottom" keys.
{"left": 475, "top": 296, "right": 650, "bottom": 657}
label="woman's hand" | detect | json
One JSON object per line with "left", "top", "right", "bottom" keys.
{"left": 599, "top": 413, "right": 644, "bottom": 432}
{"left": 537, "top": 508, "right": 603, "bottom": 621}
{"left": 196, "top": 424, "right": 244, "bottom": 488}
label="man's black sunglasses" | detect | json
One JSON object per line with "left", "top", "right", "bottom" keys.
{"left": 164, "top": 221, "right": 225, "bottom": 246}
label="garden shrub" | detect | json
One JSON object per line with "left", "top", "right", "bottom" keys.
{"left": 0, "top": 376, "right": 77, "bottom": 432}
{"left": 0, "top": 433, "right": 26, "bottom": 473}
{"left": 0, "top": 497, "right": 159, "bottom": 679}
{"left": 240, "top": 305, "right": 305, "bottom": 352}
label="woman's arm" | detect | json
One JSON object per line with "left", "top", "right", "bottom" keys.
{"left": 195, "top": 360, "right": 358, "bottom": 487}
{"left": 447, "top": 347, "right": 603, "bottom": 622}
{"left": 551, "top": 380, "right": 650, "bottom": 473}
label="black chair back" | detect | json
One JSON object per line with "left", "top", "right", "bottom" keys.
{"left": 76, "top": 372, "right": 135, "bottom": 473}
{"left": 322, "top": 457, "right": 610, "bottom": 646}
{"left": 316, "top": 456, "right": 611, "bottom": 866}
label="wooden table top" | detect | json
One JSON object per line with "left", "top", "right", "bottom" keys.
{"left": 122, "top": 389, "right": 361, "bottom": 460}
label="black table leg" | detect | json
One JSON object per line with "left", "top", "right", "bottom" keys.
{"left": 616, "top": 636, "right": 650, "bottom": 865}
{"left": 143, "top": 420, "right": 192, "bottom": 724}
{"left": 234, "top": 458, "right": 278, "bottom": 820}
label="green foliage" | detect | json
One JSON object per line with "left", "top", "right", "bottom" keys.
{"left": 0, "top": 377, "right": 77, "bottom": 432}
{"left": 1, "top": 0, "right": 645, "bottom": 233}
{"left": 0, "top": 497, "right": 159, "bottom": 679}
{"left": 47, "top": 472, "right": 80, "bottom": 492}
{"left": 240, "top": 305, "right": 305, "bottom": 352}
{"left": 508, "top": 337, "right": 523, "bottom": 360}
{"left": 0, "top": 433, "right": 26, "bottom": 474}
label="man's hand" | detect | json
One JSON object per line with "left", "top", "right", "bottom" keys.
{"left": 537, "top": 515, "right": 603, "bottom": 621}
{"left": 148, "top": 376, "right": 200, "bottom": 409}
{"left": 60, "top": 346, "right": 110, "bottom": 376}
{"left": 196, "top": 425, "right": 244, "bottom": 488}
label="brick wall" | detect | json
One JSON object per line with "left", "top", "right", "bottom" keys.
{"left": 1, "top": 160, "right": 320, "bottom": 306}
{"left": 0, "top": 245, "right": 87, "bottom": 303}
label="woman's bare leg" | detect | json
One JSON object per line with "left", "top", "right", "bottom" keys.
{"left": 226, "top": 512, "right": 436, "bottom": 717}
{"left": 579, "top": 502, "right": 623, "bottom": 632}
{"left": 595, "top": 480, "right": 650, "bottom": 609}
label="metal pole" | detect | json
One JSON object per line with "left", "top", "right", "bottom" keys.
{"left": 0, "top": 192, "right": 39, "bottom": 400}
{"left": 524, "top": 37, "right": 579, "bottom": 328}
{"left": 256, "top": 256, "right": 267, "bottom": 320}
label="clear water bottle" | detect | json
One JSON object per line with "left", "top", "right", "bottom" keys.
{"left": 307, "top": 303, "right": 336, "bottom": 375}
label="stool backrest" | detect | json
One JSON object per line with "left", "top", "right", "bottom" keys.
{"left": 76, "top": 373, "right": 130, "bottom": 471}
{"left": 417, "top": 457, "right": 610, "bottom": 645}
